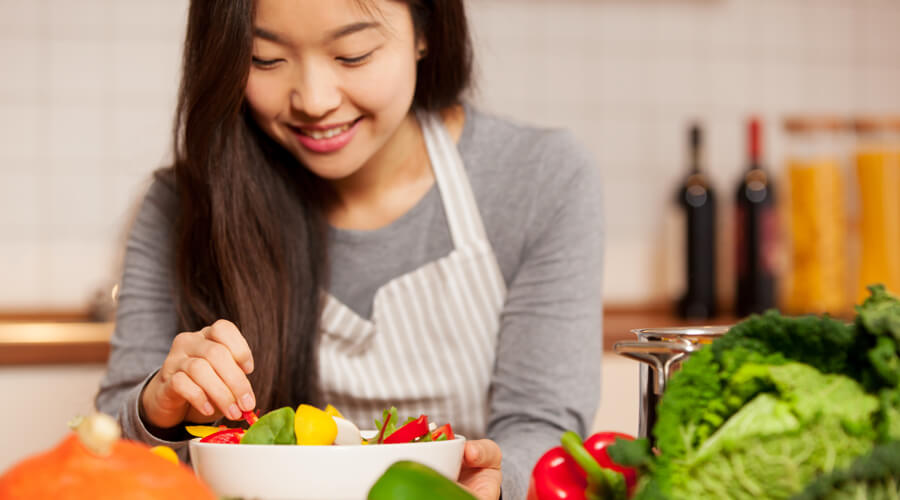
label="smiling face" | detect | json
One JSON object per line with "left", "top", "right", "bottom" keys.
{"left": 245, "top": 0, "right": 424, "bottom": 180}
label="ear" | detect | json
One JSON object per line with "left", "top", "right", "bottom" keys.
{"left": 416, "top": 37, "right": 427, "bottom": 60}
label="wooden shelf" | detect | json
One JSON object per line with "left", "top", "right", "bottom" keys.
{"left": 0, "top": 308, "right": 738, "bottom": 365}
{"left": 0, "top": 322, "right": 113, "bottom": 365}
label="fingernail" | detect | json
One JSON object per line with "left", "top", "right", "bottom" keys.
{"left": 228, "top": 403, "right": 241, "bottom": 420}
{"left": 202, "top": 402, "right": 215, "bottom": 416}
{"left": 243, "top": 361, "right": 254, "bottom": 374}
{"left": 241, "top": 393, "right": 255, "bottom": 411}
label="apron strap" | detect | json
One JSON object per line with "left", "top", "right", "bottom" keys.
{"left": 418, "top": 110, "right": 489, "bottom": 249}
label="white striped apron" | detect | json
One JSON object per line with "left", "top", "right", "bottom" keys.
{"left": 317, "top": 111, "right": 507, "bottom": 439}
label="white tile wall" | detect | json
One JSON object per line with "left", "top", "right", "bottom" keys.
{"left": 1, "top": 0, "right": 899, "bottom": 309}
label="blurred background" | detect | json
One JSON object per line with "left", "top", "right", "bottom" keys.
{"left": 1, "top": 0, "right": 900, "bottom": 471}
{"left": 2, "top": 0, "right": 900, "bottom": 312}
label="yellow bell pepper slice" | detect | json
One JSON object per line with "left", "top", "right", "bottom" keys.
{"left": 324, "top": 404, "right": 345, "bottom": 419}
{"left": 185, "top": 425, "right": 223, "bottom": 438}
{"left": 295, "top": 404, "right": 338, "bottom": 445}
{"left": 149, "top": 445, "right": 179, "bottom": 465}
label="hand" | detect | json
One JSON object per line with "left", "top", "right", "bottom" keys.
{"left": 141, "top": 319, "right": 256, "bottom": 429}
{"left": 458, "top": 439, "right": 502, "bottom": 500}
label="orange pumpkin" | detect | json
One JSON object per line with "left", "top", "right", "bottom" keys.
{"left": 0, "top": 413, "right": 215, "bottom": 500}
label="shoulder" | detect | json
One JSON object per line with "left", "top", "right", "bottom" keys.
{"left": 457, "top": 106, "right": 603, "bottom": 278}
{"left": 130, "top": 167, "right": 179, "bottom": 241}
{"left": 459, "top": 105, "right": 598, "bottom": 192}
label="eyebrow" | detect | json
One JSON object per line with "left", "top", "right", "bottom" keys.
{"left": 253, "top": 22, "right": 380, "bottom": 45}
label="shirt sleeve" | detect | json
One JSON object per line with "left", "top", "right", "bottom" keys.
{"left": 485, "top": 131, "right": 605, "bottom": 500}
{"left": 93, "top": 171, "right": 190, "bottom": 457}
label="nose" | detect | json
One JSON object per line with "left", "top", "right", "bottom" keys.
{"left": 290, "top": 64, "right": 341, "bottom": 119}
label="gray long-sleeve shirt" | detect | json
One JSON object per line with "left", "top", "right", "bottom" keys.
{"left": 95, "top": 104, "right": 604, "bottom": 500}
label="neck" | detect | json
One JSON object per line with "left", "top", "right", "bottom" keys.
{"left": 326, "top": 112, "right": 432, "bottom": 228}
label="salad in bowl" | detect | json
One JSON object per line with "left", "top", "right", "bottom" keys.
{"left": 188, "top": 404, "right": 465, "bottom": 500}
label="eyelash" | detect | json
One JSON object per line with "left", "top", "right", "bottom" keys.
{"left": 337, "top": 51, "right": 373, "bottom": 66}
{"left": 251, "top": 50, "right": 374, "bottom": 68}
{"left": 252, "top": 56, "right": 282, "bottom": 68}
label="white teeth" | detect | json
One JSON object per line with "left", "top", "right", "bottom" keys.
{"left": 305, "top": 123, "right": 351, "bottom": 140}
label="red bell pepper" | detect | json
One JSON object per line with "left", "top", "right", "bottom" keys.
{"left": 527, "top": 431, "right": 635, "bottom": 500}
{"left": 199, "top": 427, "right": 245, "bottom": 444}
{"left": 430, "top": 423, "right": 455, "bottom": 441}
{"left": 584, "top": 432, "right": 637, "bottom": 493}
{"left": 242, "top": 410, "right": 259, "bottom": 426}
{"left": 383, "top": 415, "right": 429, "bottom": 444}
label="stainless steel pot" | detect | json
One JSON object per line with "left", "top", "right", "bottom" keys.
{"left": 614, "top": 326, "right": 730, "bottom": 446}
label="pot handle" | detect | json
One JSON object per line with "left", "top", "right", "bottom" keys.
{"left": 613, "top": 340, "right": 699, "bottom": 395}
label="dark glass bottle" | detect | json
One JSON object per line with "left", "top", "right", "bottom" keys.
{"left": 735, "top": 117, "right": 776, "bottom": 317}
{"left": 677, "top": 124, "right": 717, "bottom": 319}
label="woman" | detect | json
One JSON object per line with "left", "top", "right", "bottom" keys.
{"left": 95, "top": 0, "right": 604, "bottom": 498}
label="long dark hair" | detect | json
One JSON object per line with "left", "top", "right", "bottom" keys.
{"left": 170, "top": 0, "right": 473, "bottom": 412}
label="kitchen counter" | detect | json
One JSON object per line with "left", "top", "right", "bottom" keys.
{"left": 0, "top": 308, "right": 737, "bottom": 365}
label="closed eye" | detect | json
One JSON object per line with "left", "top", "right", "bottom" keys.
{"left": 336, "top": 51, "right": 374, "bottom": 66}
{"left": 252, "top": 56, "right": 283, "bottom": 68}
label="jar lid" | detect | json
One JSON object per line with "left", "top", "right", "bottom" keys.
{"left": 783, "top": 116, "right": 848, "bottom": 133}
{"left": 852, "top": 116, "right": 892, "bottom": 133}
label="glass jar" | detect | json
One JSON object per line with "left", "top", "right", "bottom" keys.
{"left": 782, "top": 116, "right": 850, "bottom": 315}
{"left": 853, "top": 117, "right": 900, "bottom": 302}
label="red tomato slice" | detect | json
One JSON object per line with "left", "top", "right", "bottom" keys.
{"left": 199, "top": 428, "right": 244, "bottom": 444}
{"left": 430, "top": 423, "right": 455, "bottom": 441}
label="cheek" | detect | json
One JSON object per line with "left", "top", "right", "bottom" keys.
{"left": 245, "top": 74, "right": 284, "bottom": 122}
{"left": 350, "top": 52, "right": 418, "bottom": 114}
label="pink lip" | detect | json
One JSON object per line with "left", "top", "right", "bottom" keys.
{"left": 291, "top": 119, "right": 361, "bottom": 154}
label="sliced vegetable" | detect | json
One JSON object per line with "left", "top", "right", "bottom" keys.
{"left": 325, "top": 404, "right": 345, "bottom": 419}
{"left": 383, "top": 415, "right": 429, "bottom": 444}
{"left": 185, "top": 425, "right": 224, "bottom": 438}
{"left": 332, "top": 416, "right": 362, "bottom": 446}
{"left": 241, "top": 406, "right": 295, "bottom": 445}
{"left": 368, "top": 460, "right": 475, "bottom": 500}
{"left": 149, "top": 445, "right": 179, "bottom": 465}
{"left": 294, "top": 404, "right": 338, "bottom": 445}
{"left": 374, "top": 407, "right": 398, "bottom": 444}
{"left": 199, "top": 428, "right": 244, "bottom": 444}
{"left": 430, "top": 423, "right": 455, "bottom": 442}
{"left": 375, "top": 408, "right": 396, "bottom": 444}
{"left": 241, "top": 410, "right": 259, "bottom": 426}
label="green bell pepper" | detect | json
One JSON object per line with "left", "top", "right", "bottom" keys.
{"left": 368, "top": 461, "right": 475, "bottom": 500}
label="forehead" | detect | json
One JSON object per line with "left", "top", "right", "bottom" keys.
{"left": 253, "top": 0, "right": 409, "bottom": 44}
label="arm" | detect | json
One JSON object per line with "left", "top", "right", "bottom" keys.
{"left": 487, "top": 132, "right": 605, "bottom": 500}
{"left": 94, "top": 173, "right": 186, "bottom": 447}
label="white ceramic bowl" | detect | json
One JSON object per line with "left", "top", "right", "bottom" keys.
{"left": 189, "top": 431, "right": 466, "bottom": 500}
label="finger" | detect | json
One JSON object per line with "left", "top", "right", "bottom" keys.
{"left": 458, "top": 469, "right": 502, "bottom": 500}
{"left": 182, "top": 356, "right": 244, "bottom": 420}
{"left": 169, "top": 370, "right": 216, "bottom": 418}
{"left": 206, "top": 319, "right": 255, "bottom": 374}
{"left": 463, "top": 440, "right": 502, "bottom": 469}
{"left": 184, "top": 332, "right": 256, "bottom": 412}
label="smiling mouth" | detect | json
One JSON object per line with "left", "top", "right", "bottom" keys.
{"left": 291, "top": 118, "right": 362, "bottom": 140}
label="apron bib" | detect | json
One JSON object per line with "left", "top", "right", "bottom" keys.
{"left": 317, "top": 111, "right": 507, "bottom": 438}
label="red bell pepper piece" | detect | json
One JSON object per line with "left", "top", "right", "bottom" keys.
{"left": 375, "top": 412, "right": 392, "bottom": 444}
{"left": 527, "top": 431, "right": 634, "bottom": 500}
{"left": 199, "top": 427, "right": 244, "bottom": 444}
{"left": 383, "top": 415, "right": 429, "bottom": 444}
{"left": 242, "top": 410, "right": 259, "bottom": 426}
{"left": 430, "top": 423, "right": 455, "bottom": 441}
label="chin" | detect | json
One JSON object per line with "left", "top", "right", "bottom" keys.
{"left": 301, "top": 157, "right": 364, "bottom": 181}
